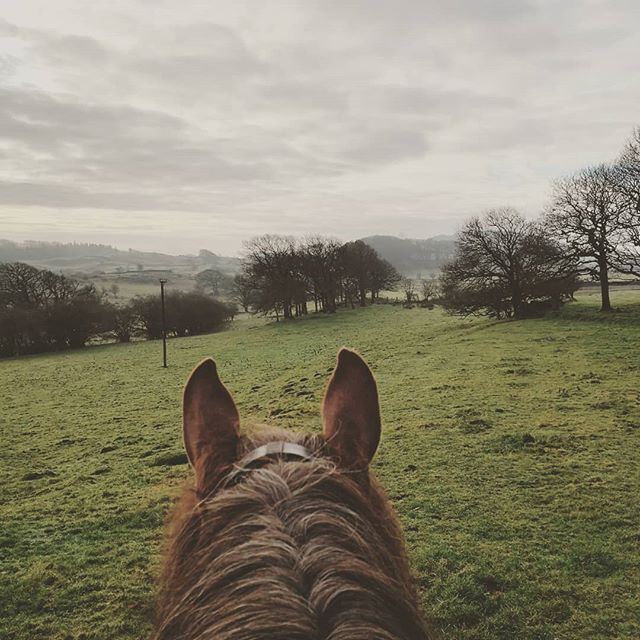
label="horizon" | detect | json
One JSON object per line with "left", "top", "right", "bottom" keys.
{"left": 2, "top": 1, "right": 639, "bottom": 254}
{"left": 0, "top": 231, "right": 456, "bottom": 260}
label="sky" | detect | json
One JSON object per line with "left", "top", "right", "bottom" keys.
{"left": 1, "top": 0, "right": 639, "bottom": 256}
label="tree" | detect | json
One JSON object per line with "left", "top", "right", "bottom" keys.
{"left": 369, "top": 258, "right": 401, "bottom": 302}
{"left": 44, "top": 294, "right": 107, "bottom": 349}
{"left": 617, "top": 127, "right": 640, "bottom": 212}
{"left": 612, "top": 128, "right": 640, "bottom": 275}
{"left": 131, "top": 295, "right": 164, "bottom": 340}
{"left": 240, "top": 235, "right": 400, "bottom": 318}
{"left": 0, "top": 263, "right": 109, "bottom": 356}
{"left": 195, "top": 269, "right": 233, "bottom": 297}
{"left": 400, "top": 277, "right": 416, "bottom": 303}
{"left": 339, "top": 240, "right": 399, "bottom": 306}
{"left": 0, "top": 262, "right": 46, "bottom": 307}
{"left": 419, "top": 276, "right": 439, "bottom": 303}
{"left": 242, "top": 235, "right": 303, "bottom": 320}
{"left": 231, "top": 273, "right": 257, "bottom": 313}
{"left": 441, "top": 208, "right": 578, "bottom": 319}
{"left": 167, "top": 292, "right": 234, "bottom": 337}
{"left": 299, "top": 237, "right": 343, "bottom": 312}
{"left": 545, "top": 164, "right": 628, "bottom": 311}
{"left": 340, "top": 241, "right": 375, "bottom": 306}
{"left": 103, "top": 302, "right": 138, "bottom": 343}
{"left": 0, "top": 306, "right": 47, "bottom": 356}
{"left": 132, "top": 292, "right": 233, "bottom": 340}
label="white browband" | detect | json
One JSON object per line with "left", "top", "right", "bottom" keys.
{"left": 221, "top": 441, "right": 314, "bottom": 488}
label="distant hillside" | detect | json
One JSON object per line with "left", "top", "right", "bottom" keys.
{"left": 0, "top": 239, "right": 241, "bottom": 275}
{"left": 1, "top": 236, "right": 456, "bottom": 277}
{"left": 359, "top": 235, "right": 456, "bottom": 274}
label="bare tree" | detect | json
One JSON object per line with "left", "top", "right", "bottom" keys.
{"left": 617, "top": 127, "right": 640, "bottom": 212}
{"left": 369, "top": 258, "right": 401, "bottom": 302}
{"left": 0, "top": 262, "right": 97, "bottom": 307}
{"left": 240, "top": 235, "right": 400, "bottom": 318}
{"left": 195, "top": 269, "right": 232, "bottom": 297}
{"left": 340, "top": 241, "right": 400, "bottom": 306}
{"left": 242, "top": 235, "right": 303, "bottom": 320}
{"left": 612, "top": 128, "right": 640, "bottom": 275}
{"left": 339, "top": 241, "right": 377, "bottom": 306}
{"left": 442, "top": 208, "right": 578, "bottom": 318}
{"left": 0, "top": 262, "right": 46, "bottom": 307}
{"left": 103, "top": 302, "right": 138, "bottom": 343}
{"left": 0, "top": 262, "right": 107, "bottom": 355}
{"left": 419, "top": 276, "right": 439, "bottom": 303}
{"left": 400, "top": 277, "right": 415, "bottom": 303}
{"left": 300, "top": 236, "right": 342, "bottom": 312}
{"left": 545, "top": 164, "right": 629, "bottom": 311}
{"left": 231, "top": 273, "right": 256, "bottom": 313}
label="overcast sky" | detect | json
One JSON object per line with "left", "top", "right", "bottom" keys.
{"left": 1, "top": 0, "right": 638, "bottom": 255}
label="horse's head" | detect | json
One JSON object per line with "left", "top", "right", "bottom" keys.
{"left": 183, "top": 348, "right": 381, "bottom": 497}
{"left": 157, "top": 348, "right": 431, "bottom": 640}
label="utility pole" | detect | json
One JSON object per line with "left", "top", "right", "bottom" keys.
{"left": 159, "top": 278, "right": 167, "bottom": 368}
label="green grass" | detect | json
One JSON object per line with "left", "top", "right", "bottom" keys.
{"left": 1, "top": 289, "right": 639, "bottom": 639}
{"left": 91, "top": 272, "right": 198, "bottom": 303}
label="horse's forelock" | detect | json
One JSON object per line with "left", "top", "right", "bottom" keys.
{"left": 154, "top": 428, "right": 431, "bottom": 639}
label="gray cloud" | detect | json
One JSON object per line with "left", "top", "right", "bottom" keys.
{"left": 0, "top": 1, "right": 639, "bottom": 253}
{"left": 33, "top": 33, "right": 112, "bottom": 65}
{"left": 0, "top": 87, "right": 276, "bottom": 191}
{"left": 339, "top": 126, "right": 429, "bottom": 165}
{"left": 127, "top": 24, "right": 268, "bottom": 93}
{"left": 0, "top": 180, "right": 179, "bottom": 211}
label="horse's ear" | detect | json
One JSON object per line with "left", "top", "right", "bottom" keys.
{"left": 322, "top": 348, "right": 381, "bottom": 469}
{"left": 183, "top": 358, "right": 240, "bottom": 489}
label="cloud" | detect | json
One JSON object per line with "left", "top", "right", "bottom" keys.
{"left": 127, "top": 23, "right": 268, "bottom": 96}
{"left": 0, "top": 1, "right": 639, "bottom": 253}
{"left": 0, "top": 87, "right": 307, "bottom": 230}
{"left": 338, "top": 126, "right": 429, "bottom": 165}
{"left": 33, "top": 33, "right": 112, "bottom": 66}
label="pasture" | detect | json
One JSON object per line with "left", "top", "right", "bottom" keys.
{"left": 1, "top": 289, "right": 639, "bottom": 640}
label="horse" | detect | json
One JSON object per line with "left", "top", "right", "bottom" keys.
{"left": 153, "top": 348, "right": 431, "bottom": 639}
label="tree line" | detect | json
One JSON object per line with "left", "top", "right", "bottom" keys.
{"left": 0, "top": 236, "right": 399, "bottom": 357}
{"left": 0, "top": 263, "right": 235, "bottom": 357}
{"left": 234, "top": 236, "right": 401, "bottom": 320}
{"left": 2, "top": 128, "right": 637, "bottom": 355}
{"left": 441, "top": 128, "right": 640, "bottom": 318}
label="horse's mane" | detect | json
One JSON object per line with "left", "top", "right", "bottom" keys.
{"left": 154, "top": 428, "right": 430, "bottom": 640}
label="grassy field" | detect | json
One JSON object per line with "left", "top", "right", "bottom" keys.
{"left": 89, "top": 272, "right": 199, "bottom": 302}
{"left": 1, "top": 289, "right": 639, "bottom": 640}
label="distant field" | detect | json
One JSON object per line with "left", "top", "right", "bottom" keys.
{"left": 1, "top": 290, "right": 639, "bottom": 639}
{"left": 88, "top": 272, "right": 199, "bottom": 302}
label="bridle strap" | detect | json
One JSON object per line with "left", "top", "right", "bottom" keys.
{"left": 238, "top": 442, "right": 313, "bottom": 467}
{"left": 221, "top": 441, "right": 314, "bottom": 489}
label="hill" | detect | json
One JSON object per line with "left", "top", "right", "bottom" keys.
{"left": 0, "top": 236, "right": 455, "bottom": 277}
{"left": 0, "top": 239, "right": 241, "bottom": 275}
{"left": 359, "top": 234, "right": 456, "bottom": 274}
{"left": 2, "top": 287, "right": 639, "bottom": 639}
